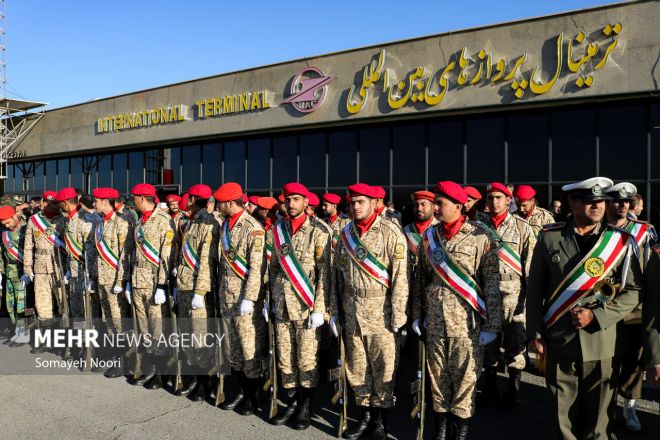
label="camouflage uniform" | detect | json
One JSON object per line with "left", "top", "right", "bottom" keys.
{"left": 176, "top": 209, "right": 219, "bottom": 368}
{"left": 266, "top": 215, "right": 331, "bottom": 389}
{"left": 413, "top": 219, "right": 501, "bottom": 418}
{"left": 378, "top": 208, "right": 401, "bottom": 229}
{"left": 331, "top": 216, "right": 409, "bottom": 408}
{"left": 329, "top": 215, "right": 351, "bottom": 250}
{"left": 23, "top": 212, "right": 68, "bottom": 322}
{"left": 520, "top": 206, "right": 556, "bottom": 236}
{"left": 218, "top": 210, "right": 266, "bottom": 378}
{"left": 65, "top": 209, "right": 98, "bottom": 322}
{"left": 0, "top": 218, "right": 27, "bottom": 328}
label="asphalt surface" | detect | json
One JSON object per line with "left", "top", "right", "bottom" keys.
{"left": 0, "top": 341, "right": 658, "bottom": 440}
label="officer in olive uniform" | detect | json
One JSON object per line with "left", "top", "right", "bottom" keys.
{"left": 526, "top": 177, "right": 643, "bottom": 440}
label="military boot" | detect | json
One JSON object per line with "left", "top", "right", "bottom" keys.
{"left": 219, "top": 371, "right": 245, "bottom": 410}
{"left": 188, "top": 375, "right": 209, "bottom": 402}
{"left": 342, "top": 406, "right": 372, "bottom": 440}
{"left": 236, "top": 376, "right": 259, "bottom": 416}
{"left": 292, "top": 387, "right": 314, "bottom": 430}
{"left": 270, "top": 387, "right": 298, "bottom": 425}
{"left": 369, "top": 408, "right": 388, "bottom": 440}
{"left": 434, "top": 412, "right": 448, "bottom": 440}
{"left": 144, "top": 355, "right": 165, "bottom": 390}
{"left": 453, "top": 416, "right": 469, "bottom": 440}
{"left": 133, "top": 353, "right": 157, "bottom": 386}
{"left": 10, "top": 326, "right": 29, "bottom": 347}
{"left": 477, "top": 367, "right": 499, "bottom": 407}
{"left": 501, "top": 367, "right": 521, "bottom": 411}
{"left": 104, "top": 351, "right": 125, "bottom": 379}
{"left": 175, "top": 375, "right": 198, "bottom": 397}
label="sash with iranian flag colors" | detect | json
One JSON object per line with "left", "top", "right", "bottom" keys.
{"left": 474, "top": 220, "right": 523, "bottom": 277}
{"left": 31, "top": 213, "right": 66, "bottom": 252}
{"left": 64, "top": 228, "right": 83, "bottom": 262}
{"left": 341, "top": 223, "right": 391, "bottom": 288}
{"left": 95, "top": 222, "right": 118, "bottom": 270}
{"left": 273, "top": 222, "right": 315, "bottom": 309}
{"left": 2, "top": 231, "right": 23, "bottom": 262}
{"left": 265, "top": 242, "right": 272, "bottom": 262}
{"left": 181, "top": 235, "right": 200, "bottom": 272}
{"left": 135, "top": 220, "right": 161, "bottom": 267}
{"left": 404, "top": 224, "right": 422, "bottom": 256}
{"left": 422, "top": 227, "right": 488, "bottom": 319}
{"left": 543, "top": 229, "right": 629, "bottom": 328}
{"left": 625, "top": 220, "right": 650, "bottom": 247}
{"left": 221, "top": 221, "right": 248, "bottom": 280}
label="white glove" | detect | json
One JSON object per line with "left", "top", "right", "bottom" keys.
{"left": 310, "top": 312, "right": 324, "bottom": 329}
{"left": 0, "top": 272, "right": 3, "bottom": 284}
{"left": 87, "top": 280, "right": 96, "bottom": 293}
{"left": 124, "top": 283, "right": 132, "bottom": 304}
{"left": 239, "top": 299, "right": 254, "bottom": 316}
{"left": 154, "top": 288, "right": 166, "bottom": 305}
{"left": 112, "top": 285, "right": 123, "bottom": 295}
{"left": 412, "top": 319, "right": 422, "bottom": 337}
{"left": 20, "top": 274, "right": 32, "bottom": 287}
{"left": 172, "top": 267, "right": 177, "bottom": 278}
{"left": 479, "top": 331, "right": 498, "bottom": 346}
{"left": 262, "top": 303, "right": 269, "bottom": 322}
{"left": 172, "top": 288, "right": 178, "bottom": 303}
{"left": 329, "top": 316, "right": 339, "bottom": 338}
{"left": 64, "top": 271, "right": 71, "bottom": 285}
{"left": 191, "top": 294, "right": 205, "bottom": 310}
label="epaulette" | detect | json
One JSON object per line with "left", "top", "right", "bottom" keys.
{"left": 512, "top": 214, "right": 531, "bottom": 225}
{"left": 542, "top": 222, "right": 565, "bottom": 232}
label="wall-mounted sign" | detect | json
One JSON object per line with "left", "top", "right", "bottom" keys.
{"left": 281, "top": 67, "right": 335, "bottom": 113}
{"left": 97, "top": 104, "right": 188, "bottom": 133}
{"left": 195, "top": 90, "right": 272, "bottom": 118}
{"left": 2, "top": 150, "right": 27, "bottom": 161}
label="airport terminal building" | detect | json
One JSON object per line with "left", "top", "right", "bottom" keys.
{"left": 2, "top": 1, "right": 660, "bottom": 221}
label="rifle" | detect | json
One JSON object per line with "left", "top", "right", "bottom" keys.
{"left": 209, "top": 264, "right": 226, "bottom": 406}
{"left": 82, "top": 249, "right": 93, "bottom": 369}
{"left": 328, "top": 317, "right": 347, "bottom": 438}
{"left": 164, "top": 260, "right": 182, "bottom": 391}
{"left": 409, "top": 298, "right": 427, "bottom": 440}
{"left": 54, "top": 245, "right": 71, "bottom": 359}
{"left": 261, "top": 289, "right": 278, "bottom": 419}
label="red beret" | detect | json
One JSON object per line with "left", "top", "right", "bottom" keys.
{"left": 412, "top": 190, "right": 435, "bottom": 202}
{"left": 56, "top": 187, "right": 78, "bottom": 202}
{"left": 278, "top": 194, "right": 285, "bottom": 203}
{"left": 434, "top": 181, "right": 468, "bottom": 205}
{"left": 348, "top": 183, "right": 379, "bottom": 199}
{"left": 256, "top": 197, "right": 278, "bottom": 210}
{"left": 513, "top": 185, "right": 536, "bottom": 202}
{"left": 131, "top": 183, "right": 157, "bottom": 197}
{"left": 179, "top": 193, "right": 189, "bottom": 211}
{"left": 213, "top": 182, "right": 243, "bottom": 203}
{"left": 307, "top": 193, "right": 320, "bottom": 208}
{"left": 155, "top": 196, "right": 160, "bottom": 204}
{"left": 93, "top": 188, "right": 119, "bottom": 199}
{"left": 248, "top": 195, "right": 260, "bottom": 205}
{"left": 165, "top": 194, "right": 181, "bottom": 203}
{"left": 282, "top": 182, "right": 309, "bottom": 197}
{"left": 43, "top": 190, "right": 57, "bottom": 201}
{"left": 241, "top": 194, "right": 248, "bottom": 204}
{"left": 322, "top": 193, "right": 341, "bottom": 205}
{"left": 487, "top": 182, "right": 512, "bottom": 197}
{"left": 0, "top": 205, "right": 16, "bottom": 221}
{"left": 188, "top": 184, "right": 212, "bottom": 199}
{"left": 463, "top": 186, "right": 482, "bottom": 200}
{"left": 372, "top": 186, "right": 386, "bottom": 199}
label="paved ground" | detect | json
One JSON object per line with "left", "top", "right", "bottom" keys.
{"left": 0, "top": 342, "right": 657, "bottom": 440}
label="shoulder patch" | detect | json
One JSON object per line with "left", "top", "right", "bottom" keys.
{"left": 250, "top": 229, "right": 265, "bottom": 237}
{"left": 542, "top": 222, "right": 565, "bottom": 232}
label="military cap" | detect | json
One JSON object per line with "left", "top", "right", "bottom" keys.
{"left": 248, "top": 195, "right": 260, "bottom": 205}
{"left": 278, "top": 194, "right": 285, "bottom": 203}
{"left": 513, "top": 185, "right": 536, "bottom": 202}
{"left": 486, "top": 182, "right": 512, "bottom": 197}
{"left": 256, "top": 197, "right": 278, "bottom": 210}
{"left": 165, "top": 194, "right": 181, "bottom": 203}
{"left": 0, "top": 205, "right": 16, "bottom": 220}
{"left": 213, "top": 182, "right": 243, "bottom": 203}
{"left": 348, "top": 183, "right": 379, "bottom": 199}
{"left": 42, "top": 190, "right": 57, "bottom": 201}
{"left": 56, "top": 187, "right": 78, "bottom": 202}
{"left": 188, "top": 184, "right": 212, "bottom": 199}
{"left": 372, "top": 186, "right": 386, "bottom": 199}
{"left": 322, "top": 193, "right": 341, "bottom": 205}
{"left": 605, "top": 182, "right": 637, "bottom": 201}
{"left": 562, "top": 177, "right": 613, "bottom": 201}
{"left": 434, "top": 181, "right": 468, "bottom": 205}
{"left": 131, "top": 183, "right": 157, "bottom": 197}
{"left": 412, "top": 190, "right": 435, "bottom": 202}
{"left": 307, "top": 192, "right": 320, "bottom": 208}
{"left": 463, "top": 186, "right": 482, "bottom": 201}
{"left": 179, "top": 193, "right": 189, "bottom": 211}
{"left": 282, "top": 182, "right": 309, "bottom": 197}
{"left": 93, "top": 188, "right": 119, "bottom": 199}
{"left": 0, "top": 195, "right": 16, "bottom": 207}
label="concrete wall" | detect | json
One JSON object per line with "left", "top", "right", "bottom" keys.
{"left": 14, "top": 0, "right": 660, "bottom": 160}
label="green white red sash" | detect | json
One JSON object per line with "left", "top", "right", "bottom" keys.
{"left": 404, "top": 224, "right": 422, "bottom": 256}
{"left": 2, "top": 231, "right": 23, "bottom": 262}
{"left": 474, "top": 220, "right": 523, "bottom": 276}
{"left": 95, "top": 221, "right": 118, "bottom": 271}
{"left": 265, "top": 242, "right": 272, "bottom": 262}
{"left": 332, "top": 232, "right": 339, "bottom": 248}
{"left": 543, "top": 229, "right": 629, "bottom": 328}
{"left": 31, "top": 213, "right": 65, "bottom": 252}
{"left": 625, "top": 221, "right": 650, "bottom": 247}
{"left": 273, "top": 222, "right": 315, "bottom": 309}
{"left": 422, "top": 227, "right": 488, "bottom": 319}
{"left": 181, "top": 235, "right": 200, "bottom": 272}
{"left": 221, "top": 221, "right": 248, "bottom": 280}
{"left": 341, "top": 223, "right": 391, "bottom": 288}
{"left": 64, "top": 227, "right": 83, "bottom": 262}
{"left": 135, "top": 219, "right": 161, "bottom": 267}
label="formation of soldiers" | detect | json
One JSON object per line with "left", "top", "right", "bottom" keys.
{"left": 0, "top": 177, "right": 659, "bottom": 440}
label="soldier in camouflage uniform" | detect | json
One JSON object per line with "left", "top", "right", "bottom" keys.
{"left": 413, "top": 181, "right": 501, "bottom": 440}
{"left": 306, "top": 192, "right": 333, "bottom": 236}
{"left": 514, "top": 185, "right": 556, "bottom": 235}
{"left": 477, "top": 183, "right": 535, "bottom": 411}
{"left": 404, "top": 191, "right": 440, "bottom": 282}
{"left": 266, "top": 183, "right": 331, "bottom": 430}
{"left": 175, "top": 184, "right": 219, "bottom": 400}
{"left": 372, "top": 186, "right": 402, "bottom": 229}
{"left": 92, "top": 188, "right": 133, "bottom": 377}
{"left": 330, "top": 183, "right": 409, "bottom": 440}
{"left": 0, "top": 205, "right": 29, "bottom": 346}
{"left": 129, "top": 184, "right": 176, "bottom": 390}
{"left": 214, "top": 182, "right": 267, "bottom": 415}
{"left": 23, "top": 190, "right": 68, "bottom": 353}
{"left": 321, "top": 193, "right": 350, "bottom": 249}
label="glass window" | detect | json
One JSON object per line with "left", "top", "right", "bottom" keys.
{"left": 359, "top": 127, "right": 390, "bottom": 185}
{"left": 507, "top": 113, "right": 548, "bottom": 183}
{"left": 393, "top": 124, "right": 425, "bottom": 186}
{"left": 57, "top": 159, "right": 70, "bottom": 188}
{"left": 429, "top": 120, "right": 463, "bottom": 183}
{"left": 272, "top": 136, "right": 297, "bottom": 189}
{"left": 145, "top": 149, "right": 162, "bottom": 186}
{"left": 247, "top": 138, "right": 270, "bottom": 190}
{"left": 32, "top": 161, "right": 44, "bottom": 192}
{"left": 646, "top": 183, "right": 657, "bottom": 224}
{"left": 45, "top": 160, "right": 57, "bottom": 190}
{"left": 98, "top": 155, "right": 112, "bottom": 188}
{"left": 166, "top": 147, "right": 181, "bottom": 187}
{"left": 652, "top": 104, "right": 660, "bottom": 179}
{"left": 113, "top": 153, "right": 127, "bottom": 196}
{"left": 328, "top": 130, "right": 357, "bottom": 187}
{"left": 223, "top": 141, "right": 245, "bottom": 187}
{"left": 598, "top": 105, "right": 646, "bottom": 180}
{"left": 467, "top": 117, "right": 504, "bottom": 183}
{"left": 16, "top": 163, "right": 27, "bottom": 193}
{"left": 3, "top": 164, "right": 13, "bottom": 193}
{"left": 70, "top": 158, "right": 84, "bottom": 191}
{"left": 391, "top": 188, "right": 414, "bottom": 226}
{"left": 300, "top": 133, "right": 326, "bottom": 188}
{"left": 181, "top": 145, "right": 201, "bottom": 192}
{"left": 551, "top": 108, "right": 596, "bottom": 182}
{"left": 203, "top": 143, "right": 222, "bottom": 189}
{"left": 128, "top": 151, "right": 145, "bottom": 193}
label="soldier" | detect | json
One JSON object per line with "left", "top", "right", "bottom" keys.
{"left": 372, "top": 186, "right": 402, "bottom": 228}
{"left": 321, "top": 193, "right": 341, "bottom": 225}
{"left": 475, "top": 182, "right": 535, "bottom": 410}
{"left": 643, "top": 247, "right": 660, "bottom": 387}
{"left": 214, "top": 182, "right": 267, "bottom": 415}
{"left": 404, "top": 191, "right": 439, "bottom": 270}
{"left": 463, "top": 186, "right": 482, "bottom": 221}
{"left": 266, "top": 182, "right": 331, "bottom": 430}
{"left": 306, "top": 192, "right": 333, "bottom": 235}
{"left": 604, "top": 182, "right": 655, "bottom": 432}
{"left": 514, "top": 185, "right": 556, "bottom": 235}
{"left": 23, "top": 190, "right": 68, "bottom": 353}
{"left": 0, "top": 205, "right": 29, "bottom": 346}
{"left": 174, "top": 184, "right": 219, "bottom": 400}
{"left": 129, "top": 184, "right": 175, "bottom": 389}
{"left": 277, "top": 194, "right": 287, "bottom": 220}
{"left": 166, "top": 194, "right": 182, "bottom": 221}
{"left": 412, "top": 181, "right": 501, "bottom": 440}
{"left": 246, "top": 195, "right": 260, "bottom": 216}
{"left": 253, "top": 197, "right": 278, "bottom": 232}
{"left": 92, "top": 187, "right": 133, "bottom": 377}
{"left": 330, "top": 183, "right": 408, "bottom": 440}
{"left": 526, "top": 177, "right": 642, "bottom": 440}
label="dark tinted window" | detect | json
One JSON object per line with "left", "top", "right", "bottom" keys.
{"left": 46, "top": 160, "right": 57, "bottom": 190}
{"left": 128, "top": 151, "right": 145, "bottom": 192}
{"left": 202, "top": 143, "right": 222, "bottom": 188}
{"left": 300, "top": 133, "right": 326, "bottom": 188}
{"left": 272, "top": 136, "right": 297, "bottom": 188}
{"left": 3, "top": 164, "right": 14, "bottom": 193}
{"left": 328, "top": 130, "right": 357, "bottom": 187}
{"left": 98, "top": 155, "right": 112, "bottom": 188}
{"left": 652, "top": 104, "right": 660, "bottom": 179}
{"left": 393, "top": 124, "right": 425, "bottom": 185}
{"left": 145, "top": 149, "right": 162, "bottom": 186}
{"left": 551, "top": 108, "right": 596, "bottom": 181}
{"left": 247, "top": 138, "right": 270, "bottom": 190}
{"left": 70, "top": 158, "right": 84, "bottom": 191}
{"left": 599, "top": 105, "right": 646, "bottom": 180}
{"left": 429, "top": 120, "right": 463, "bottom": 183}
{"left": 113, "top": 153, "right": 127, "bottom": 195}
{"left": 359, "top": 127, "right": 390, "bottom": 185}
{"left": 168, "top": 147, "right": 181, "bottom": 187}
{"left": 181, "top": 145, "right": 201, "bottom": 192}
{"left": 467, "top": 117, "right": 504, "bottom": 183}
{"left": 507, "top": 114, "right": 548, "bottom": 182}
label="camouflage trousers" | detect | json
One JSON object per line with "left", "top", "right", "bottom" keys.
{"left": 275, "top": 319, "right": 320, "bottom": 389}
{"left": 227, "top": 304, "right": 267, "bottom": 379}
{"left": 345, "top": 329, "right": 398, "bottom": 408}
{"left": 133, "top": 287, "right": 166, "bottom": 356}
{"left": 3, "top": 266, "right": 25, "bottom": 327}
{"left": 69, "top": 276, "right": 102, "bottom": 323}
{"left": 34, "top": 273, "right": 61, "bottom": 321}
{"left": 99, "top": 284, "right": 130, "bottom": 334}
{"left": 177, "top": 290, "right": 212, "bottom": 369}
{"left": 427, "top": 334, "right": 483, "bottom": 418}
{"left": 484, "top": 292, "right": 527, "bottom": 370}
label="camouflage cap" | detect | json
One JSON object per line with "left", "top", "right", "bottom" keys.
{"left": 0, "top": 195, "right": 17, "bottom": 207}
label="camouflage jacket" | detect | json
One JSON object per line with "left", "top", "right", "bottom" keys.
{"left": 132, "top": 208, "right": 176, "bottom": 290}
{"left": 0, "top": 219, "right": 27, "bottom": 278}
{"left": 520, "top": 206, "right": 556, "bottom": 236}
{"left": 23, "top": 212, "right": 68, "bottom": 277}
{"left": 64, "top": 209, "right": 98, "bottom": 280}
{"left": 176, "top": 209, "right": 219, "bottom": 295}
{"left": 94, "top": 211, "right": 132, "bottom": 289}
